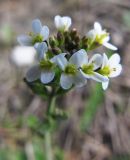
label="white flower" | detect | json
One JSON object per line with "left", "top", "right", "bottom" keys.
{"left": 10, "top": 46, "right": 36, "bottom": 67}
{"left": 70, "top": 49, "right": 109, "bottom": 83}
{"left": 26, "top": 53, "right": 66, "bottom": 84}
{"left": 98, "top": 53, "right": 122, "bottom": 90}
{"left": 87, "top": 22, "right": 117, "bottom": 50}
{"left": 17, "top": 19, "right": 49, "bottom": 46}
{"left": 56, "top": 50, "right": 87, "bottom": 89}
{"left": 54, "top": 15, "right": 72, "bottom": 31}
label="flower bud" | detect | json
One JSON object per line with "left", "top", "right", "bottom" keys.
{"left": 70, "top": 28, "right": 78, "bottom": 39}
{"left": 49, "top": 36, "right": 57, "bottom": 48}
{"left": 51, "top": 47, "right": 62, "bottom": 55}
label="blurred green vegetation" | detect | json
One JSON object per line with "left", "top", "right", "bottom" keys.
{"left": 123, "top": 11, "right": 130, "bottom": 29}
{"left": 0, "top": 135, "right": 64, "bottom": 160}
{"left": 109, "top": 154, "right": 130, "bottom": 160}
{"left": 80, "top": 83, "right": 104, "bottom": 131}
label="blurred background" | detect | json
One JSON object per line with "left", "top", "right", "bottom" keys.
{"left": 0, "top": 0, "right": 130, "bottom": 159}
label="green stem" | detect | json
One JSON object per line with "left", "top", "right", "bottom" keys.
{"left": 47, "top": 96, "right": 56, "bottom": 115}
{"left": 44, "top": 94, "right": 56, "bottom": 160}
{"left": 45, "top": 131, "right": 53, "bottom": 160}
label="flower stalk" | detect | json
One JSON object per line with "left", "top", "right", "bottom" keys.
{"left": 44, "top": 130, "right": 53, "bottom": 160}
{"left": 44, "top": 92, "right": 56, "bottom": 160}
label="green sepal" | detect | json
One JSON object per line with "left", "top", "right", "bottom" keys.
{"left": 24, "top": 78, "right": 49, "bottom": 99}
{"left": 55, "top": 86, "right": 73, "bottom": 96}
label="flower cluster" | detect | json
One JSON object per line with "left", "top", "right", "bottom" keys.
{"left": 18, "top": 15, "right": 122, "bottom": 91}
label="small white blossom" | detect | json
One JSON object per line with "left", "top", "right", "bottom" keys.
{"left": 70, "top": 49, "right": 109, "bottom": 83}
{"left": 54, "top": 15, "right": 72, "bottom": 31}
{"left": 11, "top": 46, "right": 36, "bottom": 67}
{"left": 26, "top": 53, "right": 66, "bottom": 84}
{"left": 17, "top": 19, "right": 49, "bottom": 46}
{"left": 98, "top": 53, "right": 122, "bottom": 90}
{"left": 56, "top": 50, "right": 87, "bottom": 89}
{"left": 87, "top": 22, "right": 117, "bottom": 50}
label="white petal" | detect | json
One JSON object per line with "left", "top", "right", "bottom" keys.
{"left": 94, "top": 22, "right": 102, "bottom": 34}
{"left": 54, "top": 15, "right": 71, "bottom": 30}
{"left": 103, "top": 42, "right": 117, "bottom": 50}
{"left": 102, "top": 81, "right": 109, "bottom": 90}
{"left": 109, "top": 64, "right": 122, "bottom": 78}
{"left": 73, "top": 72, "right": 87, "bottom": 87}
{"left": 103, "top": 36, "right": 110, "bottom": 43}
{"left": 69, "top": 49, "right": 88, "bottom": 67}
{"left": 40, "top": 71, "right": 55, "bottom": 84}
{"left": 51, "top": 53, "right": 66, "bottom": 62}
{"left": 108, "top": 53, "right": 121, "bottom": 67}
{"left": 40, "top": 26, "right": 49, "bottom": 40}
{"left": 34, "top": 42, "right": 48, "bottom": 60}
{"left": 102, "top": 53, "right": 108, "bottom": 68}
{"left": 26, "top": 65, "right": 41, "bottom": 82}
{"left": 89, "top": 54, "right": 102, "bottom": 70}
{"left": 60, "top": 73, "right": 73, "bottom": 89}
{"left": 87, "top": 30, "right": 96, "bottom": 41}
{"left": 17, "top": 35, "right": 32, "bottom": 46}
{"left": 62, "top": 16, "right": 72, "bottom": 30}
{"left": 52, "top": 54, "right": 68, "bottom": 70}
{"left": 34, "top": 43, "right": 39, "bottom": 49}
{"left": 80, "top": 69, "right": 109, "bottom": 82}
{"left": 91, "top": 72, "right": 109, "bottom": 82}
{"left": 32, "top": 19, "right": 42, "bottom": 34}
{"left": 54, "top": 15, "right": 62, "bottom": 29}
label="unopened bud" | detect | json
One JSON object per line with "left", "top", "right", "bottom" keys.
{"left": 70, "top": 28, "right": 78, "bottom": 39}
{"left": 51, "top": 47, "right": 62, "bottom": 55}
{"left": 82, "top": 36, "right": 88, "bottom": 43}
{"left": 49, "top": 36, "right": 57, "bottom": 48}
{"left": 75, "top": 35, "right": 80, "bottom": 43}
{"left": 57, "top": 31, "right": 63, "bottom": 41}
